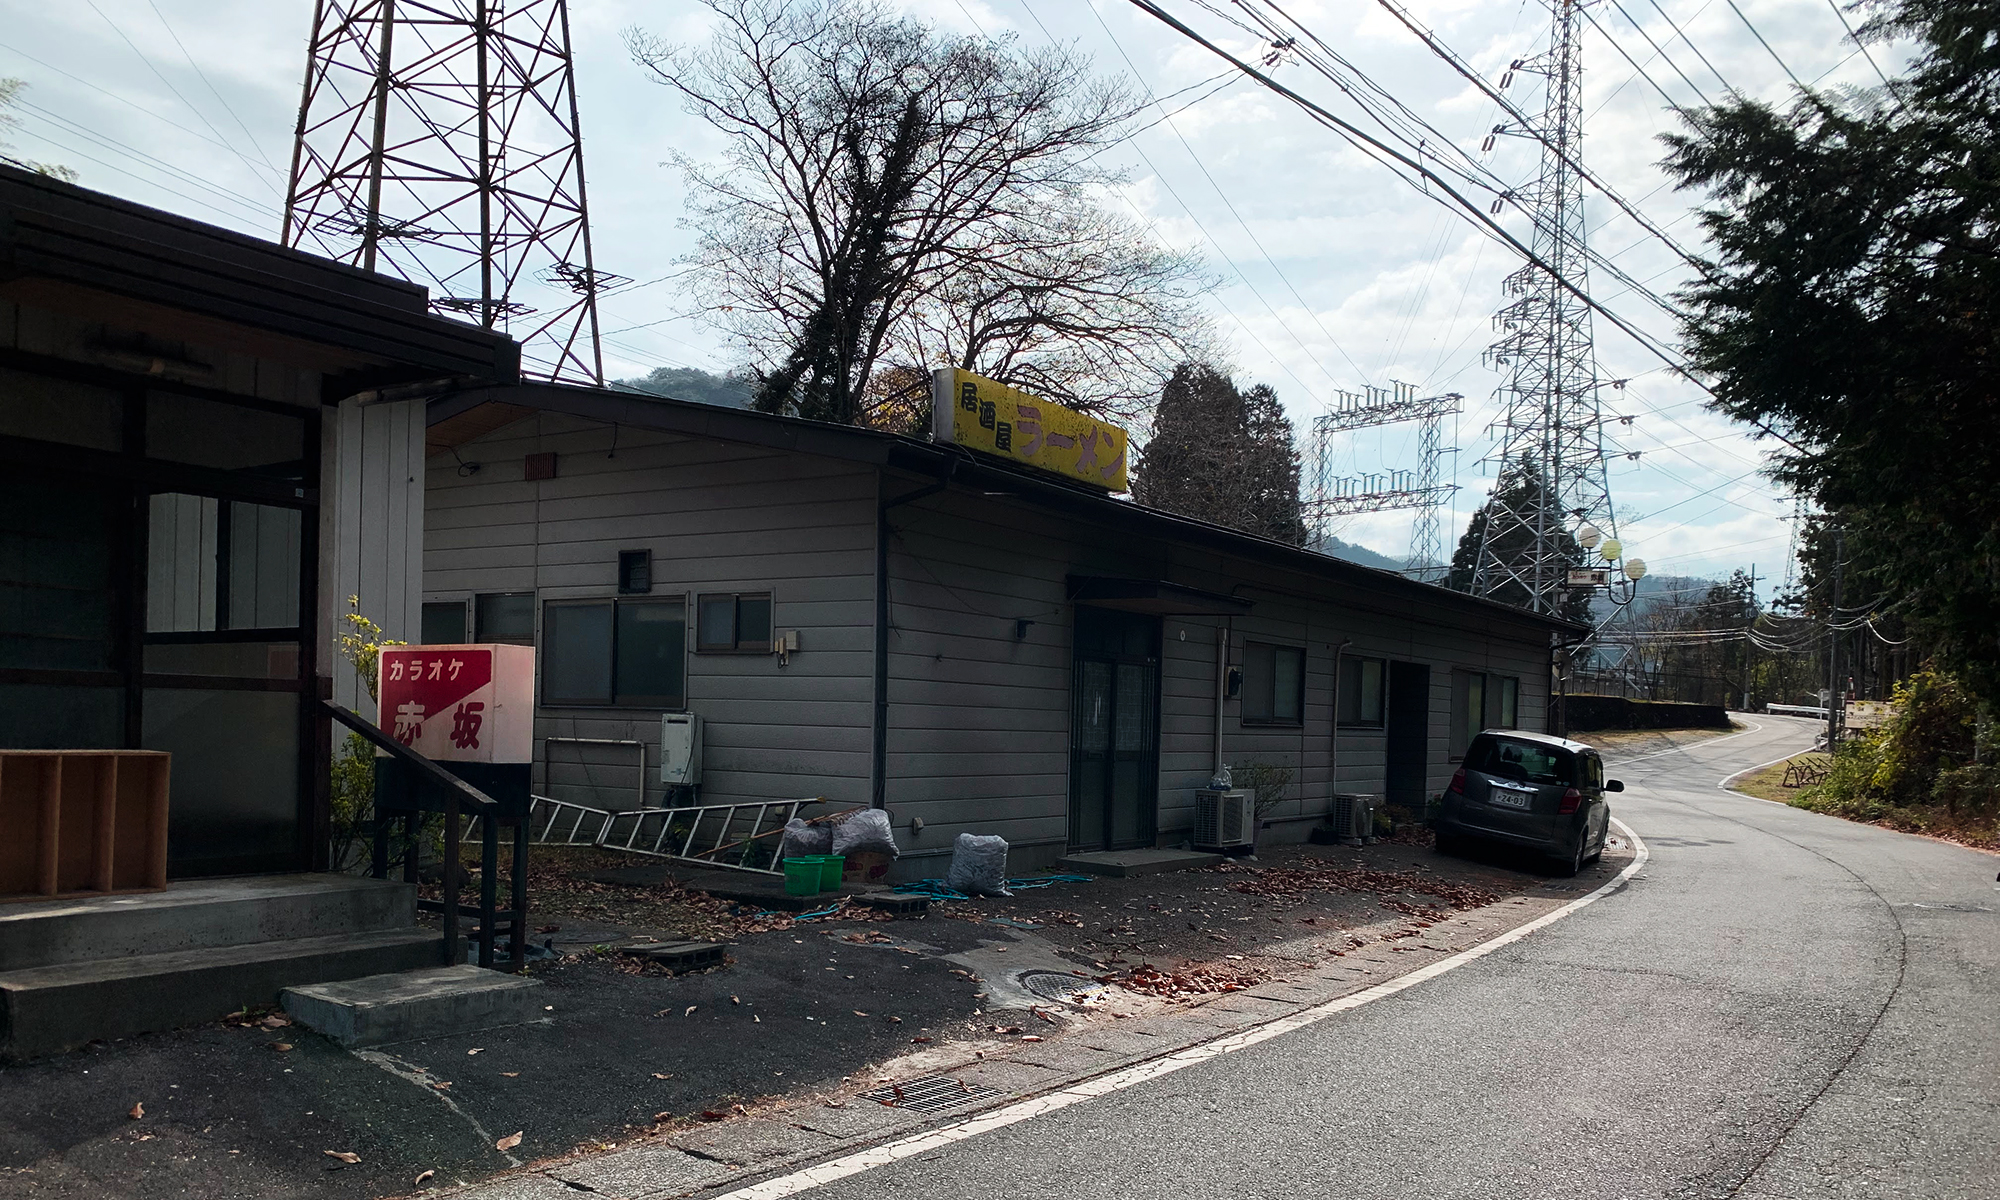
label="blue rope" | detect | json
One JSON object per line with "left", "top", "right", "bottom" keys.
{"left": 890, "top": 873, "right": 1094, "bottom": 900}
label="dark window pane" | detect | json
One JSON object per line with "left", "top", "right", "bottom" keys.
{"left": 0, "top": 369, "right": 122, "bottom": 450}
{"left": 147, "top": 493, "right": 219, "bottom": 634}
{"left": 1472, "top": 736, "right": 1574, "bottom": 785}
{"left": 147, "top": 392, "right": 305, "bottom": 477}
{"left": 1242, "top": 641, "right": 1275, "bottom": 722}
{"left": 736, "top": 594, "right": 772, "bottom": 649}
{"left": 476, "top": 593, "right": 535, "bottom": 644}
{"left": 543, "top": 602, "right": 612, "bottom": 704}
{"left": 2, "top": 475, "right": 119, "bottom": 670}
{"left": 421, "top": 602, "right": 467, "bottom": 644}
{"left": 1359, "top": 659, "right": 1384, "bottom": 724}
{"left": 1273, "top": 646, "right": 1304, "bottom": 723}
{"left": 616, "top": 601, "right": 685, "bottom": 706}
{"left": 697, "top": 594, "right": 736, "bottom": 650}
{"left": 1498, "top": 676, "right": 1520, "bottom": 727}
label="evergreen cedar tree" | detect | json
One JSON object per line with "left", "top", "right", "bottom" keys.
{"left": 1444, "top": 459, "right": 1597, "bottom": 625}
{"left": 1134, "top": 363, "right": 1307, "bottom": 547}
{"left": 1662, "top": 0, "right": 2000, "bottom": 707}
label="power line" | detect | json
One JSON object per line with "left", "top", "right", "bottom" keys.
{"left": 1725, "top": 0, "right": 1809, "bottom": 92}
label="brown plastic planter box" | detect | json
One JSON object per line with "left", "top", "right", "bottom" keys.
{"left": 0, "top": 751, "right": 170, "bottom": 901}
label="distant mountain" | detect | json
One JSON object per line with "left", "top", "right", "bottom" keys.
{"left": 1590, "top": 572, "right": 1718, "bottom": 624}
{"left": 1310, "top": 533, "right": 1414, "bottom": 573}
{"left": 614, "top": 366, "right": 754, "bottom": 409}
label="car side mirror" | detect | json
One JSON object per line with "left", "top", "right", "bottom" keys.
{"left": 1605, "top": 779, "right": 1624, "bottom": 793}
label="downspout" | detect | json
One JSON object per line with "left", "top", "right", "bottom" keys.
{"left": 1328, "top": 637, "right": 1353, "bottom": 811}
{"left": 1212, "top": 617, "right": 1233, "bottom": 778}
{"left": 873, "top": 463, "right": 956, "bottom": 809}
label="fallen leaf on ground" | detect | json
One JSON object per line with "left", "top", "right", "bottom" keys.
{"left": 323, "top": 1150, "right": 361, "bottom": 1164}
{"left": 653, "top": 1111, "right": 672, "bottom": 1122}
{"left": 753, "top": 1014, "right": 761, "bottom": 1023}
{"left": 269, "top": 1042, "right": 293, "bottom": 1052}
{"left": 128, "top": 1103, "right": 144, "bottom": 1120}
{"left": 495, "top": 1131, "right": 523, "bottom": 1151}
{"left": 910, "top": 1036, "right": 933, "bottom": 1044}
{"left": 887, "top": 1015, "right": 902, "bottom": 1023}
{"left": 699, "top": 1111, "right": 727, "bottom": 1121}
{"left": 1020, "top": 1035, "right": 1044, "bottom": 1042}
{"left": 684, "top": 1006, "right": 697, "bottom": 1017}
{"left": 853, "top": 1010, "right": 869, "bottom": 1017}
{"left": 467, "top": 1048, "right": 484, "bottom": 1055}
{"left": 432, "top": 1081, "right": 452, "bottom": 1090}
{"left": 500, "top": 1072, "right": 519, "bottom": 1078}
{"left": 260, "top": 1014, "right": 292, "bottom": 1029}
{"left": 537, "top": 924, "right": 560, "bottom": 933}
{"left": 414, "top": 1169, "right": 435, "bottom": 1185}
{"left": 730, "top": 996, "right": 740, "bottom": 1005}
{"left": 652, "top": 1072, "right": 672, "bottom": 1079}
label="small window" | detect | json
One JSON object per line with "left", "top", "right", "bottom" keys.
{"left": 475, "top": 592, "right": 535, "bottom": 644}
{"left": 1495, "top": 676, "right": 1520, "bottom": 728}
{"left": 542, "top": 597, "right": 686, "bottom": 707}
{"left": 1337, "top": 656, "right": 1385, "bottom": 726}
{"left": 421, "top": 601, "right": 467, "bottom": 644}
{"left": 1241, "top": 641, "right": 1305, "bottom": 726}
{"left": 1451, "top": 669, "right": 1487, "bottom": 757}
{"left": 697, "top": 592, "right": 772, "bottom": 652}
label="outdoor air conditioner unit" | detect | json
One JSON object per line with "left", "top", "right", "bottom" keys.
{"left": 1193, "top": 788, "right": 1255, "bottom": 851}
{"left": 1329, "top": 793, "right": 1379, "bottom": 845}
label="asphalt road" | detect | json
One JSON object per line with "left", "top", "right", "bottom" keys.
{"left": 774, "top": 715, "right": 2000, "bottom": 1200}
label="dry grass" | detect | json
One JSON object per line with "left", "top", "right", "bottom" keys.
{"left": 1729, "top": 756, "right": 1806, "bottom": 804}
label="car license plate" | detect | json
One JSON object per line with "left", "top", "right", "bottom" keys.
{"left": 1488, "top": 785, "right": 1534, "bottom": 810}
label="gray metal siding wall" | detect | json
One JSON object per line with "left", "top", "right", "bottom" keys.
{"left": 882, "top": 481, "right": 1555, "bottom": 862}
{"left": 423, "top": 412, "right": 876, "bottom": 811}
{"left": 330, "top": 398, "right": 426, "bottom": 711}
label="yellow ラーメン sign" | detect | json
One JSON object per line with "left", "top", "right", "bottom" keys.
{"left": 929, "top": 368, "right": 1129, "bottom": 492}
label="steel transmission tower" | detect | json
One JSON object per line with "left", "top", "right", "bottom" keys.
{"left": 1305, "top": 382, "right": 1462, "bottom": 577}
{"left": 1467, "top": 0, "right": 1617, "bottom": 615}
{"left": 282, "top": 0, "right": 616, "bottom": 384}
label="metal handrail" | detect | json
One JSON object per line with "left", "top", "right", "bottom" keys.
{"left": 322, "top": 701, "right": 513, "bottom": 969}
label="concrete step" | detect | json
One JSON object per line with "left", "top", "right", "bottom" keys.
{"left": 1053, "top": 848, "right": 1226, "bottom": 878}
{"left": 0, "top": 928, "right": 441, "bottom": 1062}
{"left": 0, "top": 874, "right": 418, "bottom": 971}
{"left": 283, "top": 965, "right": 543, "bottom": 1048}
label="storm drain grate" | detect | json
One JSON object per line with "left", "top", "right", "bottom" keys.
{"left": 1018, "top": 970, "right": 1108, "bottom": 1005}
{"left": 858, "top": 1075, "right": 1006, "bottom": 1115}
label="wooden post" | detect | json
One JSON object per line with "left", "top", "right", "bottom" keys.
{"left": 38, "top": 757, "right": 62, "bottom": 896}
{"left": 145, "top": 753, "right": 170, "bottom": 891}
{"left": 93, "top": 756, "right": 119, "bottom": 893}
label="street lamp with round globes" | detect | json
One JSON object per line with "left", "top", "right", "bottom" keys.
{"left": 1624, "top": 558, "right": 1647, "bottom": 582}
{"left": 1577, "top": 522, "right": 1601, "bottom": 549}
{"left": 1600, "top": 537, "right": 1622, "bottom": 561}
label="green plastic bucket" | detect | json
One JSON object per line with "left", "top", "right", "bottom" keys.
{"left": 817, "top": 854, "right": 846, "bottom": 891}
{"left": 782, "top": 857, "right": 821, "bottom": 896}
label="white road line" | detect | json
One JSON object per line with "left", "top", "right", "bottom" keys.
{"left": 708, "top": 820, "right": 1654, "bottom": 1200}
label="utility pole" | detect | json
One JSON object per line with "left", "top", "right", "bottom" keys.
{"left": 1827, "top": 527, "right": 1844, "bottom": 750}
{"left": 1742, "top": 563, "right": 1756, "bottom": 711}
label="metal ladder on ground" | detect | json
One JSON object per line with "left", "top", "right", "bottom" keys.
{"left": 465, "top": 795, "right": 828, "bottom": 876}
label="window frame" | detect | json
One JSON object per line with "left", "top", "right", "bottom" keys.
{"left": 695, "top": 590, "right": 773, "bottom": 654}
{"left": 1239, "top": 639, "right": 1306, "bottom": 727}
{"left": 540, "top": 594, "right": 688, "bottom": 709}
{"left": 1336, "top": 655, "right": 1386, "bottom": 727}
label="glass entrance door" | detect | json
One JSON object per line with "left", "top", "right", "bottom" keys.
{"left": 1068, "top": 607, "right": 1161, "bottom": 852}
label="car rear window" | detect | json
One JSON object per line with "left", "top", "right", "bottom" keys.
{"left": 1470, "top": 736, "right": 1576, "bottom": 785}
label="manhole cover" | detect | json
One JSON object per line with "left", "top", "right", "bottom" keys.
{"left": 858, "top": 1076, "right": 1006, "bottom": 1115}
{"left": 1017, "top": 970, "right": 1108, "bottom": 1005}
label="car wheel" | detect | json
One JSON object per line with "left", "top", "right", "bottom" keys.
{"left": 1550, "top": 835, "right": 1585, "bottom": 878}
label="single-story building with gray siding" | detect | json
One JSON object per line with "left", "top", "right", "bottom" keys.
{"left": 417, "top": 383, "right": 1579, "bottom": 876}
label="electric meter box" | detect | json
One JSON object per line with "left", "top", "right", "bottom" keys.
{"left": 660, "top": 712, "right": 704, "bottom": 787}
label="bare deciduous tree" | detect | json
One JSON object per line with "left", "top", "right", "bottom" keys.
{"left": 628, "top": 0, "right": 1216, "bottom": 430}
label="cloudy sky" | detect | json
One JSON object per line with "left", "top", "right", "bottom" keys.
{"left": 0, "top": 0, "right": 1904, "bottom": 594}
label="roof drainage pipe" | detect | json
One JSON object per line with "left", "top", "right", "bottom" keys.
{"left": 873, "top": 462, "right": 958, "bottom": 810}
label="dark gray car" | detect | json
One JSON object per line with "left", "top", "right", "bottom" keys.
{"left": 1433, "top": 729, "right": 1621, "bottom": 875}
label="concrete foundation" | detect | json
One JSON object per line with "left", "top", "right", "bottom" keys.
{"left": 282, "top": 964, "right": 544, "bottom": 1047}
